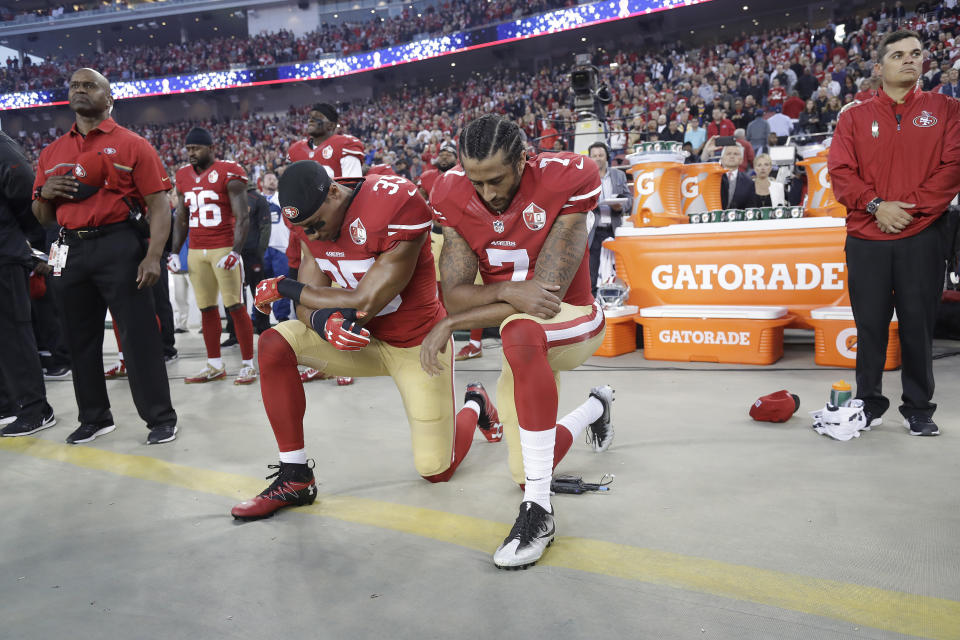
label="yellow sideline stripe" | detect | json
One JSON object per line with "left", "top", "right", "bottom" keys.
{"left": 2, "top": 436, "right": 959, "bottom": 640}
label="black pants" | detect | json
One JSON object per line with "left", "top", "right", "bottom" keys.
{"left": 589, "top": 225, "right": 615, "bottom": 296}
{"left": 31, "top": 278, "right": 71, "bottom": 371}
{"left": 0, "top": 263, "right": 48, "bottom": 420}
{"left": 49, "top": 227, "right": 176, "bottom": 431}
{"left": 151, "top": 252, "right": 177, "bottom": 358}
{"left": 845, "top": 219, "right": 945, "bottom": 420}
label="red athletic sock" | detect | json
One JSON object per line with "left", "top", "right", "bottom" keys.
{"left": 469, "top": 328, "right": 483, "bottom": 344}
{"left": 229, "top": 306, "right": 255, "bottom": 361}
{"left": 258, "top": 329, "right": 306, "bottom": 451}
{"left": 501, "top": 319, "right": 557, "bottom": 431}
{"left": 424, "top": 406, "right": 477, "bottom": 483}
{"left": 200, "top": 308, "right": 222, "bottom": 359}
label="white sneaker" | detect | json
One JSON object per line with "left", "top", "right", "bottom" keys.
{"left": 234, "top": 365, "right": 259, "bottom": 385}
{"left": 184, "top": 364, "right": 227, "bottom": 384}
{"left": 586, "top": 385, "right": 615, "bottom": 452}
{"left": 493, "top": 501, "right": 556, "bottom": 570}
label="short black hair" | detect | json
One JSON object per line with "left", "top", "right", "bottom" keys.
{"left": 458, "top": 114, "right": 525, "bottom": 167}
{"left": 878, "top": 30, "right": 922, "bottom": 61}
{"left": 587, "top": 142, "right": 610, "bottom": 163}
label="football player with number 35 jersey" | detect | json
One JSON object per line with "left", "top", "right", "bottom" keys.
{"left": 230, "top": 160, "right": 501, "bottom": 521}
{"left": 171, "top": 127, "right": 257, "bottom": 385}
{"left": 423, "top": 114, "right": 616, "bottom": 570}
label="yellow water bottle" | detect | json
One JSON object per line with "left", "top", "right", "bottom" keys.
{"left": 830, "top": 380, "right": 852, "bottom": 407}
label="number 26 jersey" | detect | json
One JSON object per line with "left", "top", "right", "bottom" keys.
{"left": 175, "top": 160, "right": 248, "bottom": 250}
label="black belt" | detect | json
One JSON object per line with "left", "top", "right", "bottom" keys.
{"left": 60, "top": 221, "right": 132, "bottom": 244}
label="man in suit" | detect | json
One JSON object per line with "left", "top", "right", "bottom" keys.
{"left": 587, "top": 142, "right": 632, "bottom": 295}
{"left": 719, "top": 144, "right": 755, "bottom": 210}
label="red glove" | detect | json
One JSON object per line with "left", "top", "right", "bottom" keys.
{"left": 310, "top": 308, "right": 370, "bottom": 351}
{"left": 216, "top": 250, "right": 242, "bottom": 270}
{"left": 255, "top": 276, "right": 285, "bottom": 315}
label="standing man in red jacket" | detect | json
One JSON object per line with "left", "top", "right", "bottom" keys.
{"left": 828, "top": 30, "right": 960, "bottom": 437}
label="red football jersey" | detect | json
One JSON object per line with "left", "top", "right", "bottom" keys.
{"left": 175, "top": 160, "right": 248, "bottom": 250}
{"left": 430, "top": 152, "right": 601, "bottom": 307}
{"left": 286, "top": 134, "right": 365, "bottom": 178}
{"left": 416, "top": 168, "right": 441, "bottom": 199}
{"left": 292, "top": 174, "right": 443, "bottom": 348}
{"left": 366, "top": 163, "right": 397, "bottom": 177}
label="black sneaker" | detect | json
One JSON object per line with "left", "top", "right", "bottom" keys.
{"left": 66, "top": 422, "right": 116, "bottom": 444}
{"left": 231, "top": 460, "right": 318, "bottom": 520}
{"left": 585, "top": 385, "right": 615, "bottom": 452}
{"left": 904, "top": 415, "right": 940, "bottom": 436}
{"left": 174, "top": 328, "right": 188, "bottom": 334}
{"left": 862, "top": 408, "right": 883, "bottom": 429}
{"left": 493, "top": 501, "right": 556, "bottom": 570}
{"left": 164, "top": 353, "right": 179, "bottom": 364}
{"left": 464, "top": 382, "right": 502, "bottom": 442}
{"left": 147, "top": 424, "right": 178, "bottom": 444}
{"left": 43, "top": 366, "right": 71, "bottom": 379}
{"left": 221, "top": 336, "right": 239, "bottom": 348}
{"left": 1, "top": 405, "right": 56, "bottom": 437}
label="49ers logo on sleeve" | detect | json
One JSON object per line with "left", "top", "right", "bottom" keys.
{"left": 349, "top": 218, "right": 367, "bottom": 245}
{"left": 913, "top": 111, "right": 937, "bottom": 128}
{"left": 322, "top": 145, "right": 334, "bottom": 160}
{"left": 282, "top": 206, "right": 299, "bottom": 220}
{"left": 73, "top": 164, "right": 86, "bottom": 178}
{"left": 522, "top": 203, "right": 547, "bottom": 231}
{"left": 208, "top": 170, "right": 219, "bottom": 183}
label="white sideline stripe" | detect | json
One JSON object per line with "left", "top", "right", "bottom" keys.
{"left": 566, "top": 185, "right": 602, "bottom": 202}
{"left": 387, "top": 221, "right": 433, "bottom": 230}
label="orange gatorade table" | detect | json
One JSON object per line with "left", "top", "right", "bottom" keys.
{"left": 607, "top": 217, "right": 849, "bottom": 330}
{"left": 809, "top": 306, "right": 901, "bottom": 370}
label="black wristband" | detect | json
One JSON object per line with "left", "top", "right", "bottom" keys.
{"left": 276, "top": 278, "right": 306, "bottom": 305}
{"left": 309, "top": 307, "right": 360, "bottom": 341}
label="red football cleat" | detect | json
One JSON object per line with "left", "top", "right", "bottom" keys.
{"left": 465, "top": 382, "right": 503, "bottom": 442}
{"left": 231, "top": 461, "right": 318, "bottom": 520}
{"left": 336, "top": 377, "right": 354, "bottom": 386}
{"left": 300, "top": 367, "right": 332, "bottom": 383}
{"left": 455, "top": 343, "right": 482, "bottom": 361}
{"left": 104, "top": 361, "right": 126, "bottom": 379}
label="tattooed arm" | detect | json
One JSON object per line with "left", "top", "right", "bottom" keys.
{"left": 532, "top": 212, "right": 588, "bottom": 300}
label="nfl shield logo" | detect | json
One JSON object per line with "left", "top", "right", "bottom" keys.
{"left": 522, "top": 203, "right": 547, "bottom": 231}
{"left": 493, "top": 219, "right": 504, "bottom": 234}
{"left": 349, "top": 218, "right": 367, "bottom": 245}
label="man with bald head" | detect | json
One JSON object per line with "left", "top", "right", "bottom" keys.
{"left": 32, "top": 68, "right": 179, "bottom": 445}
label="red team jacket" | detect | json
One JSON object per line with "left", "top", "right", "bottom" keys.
{"left": 430, "top": 152, "right": 602, "bottom": 308}
{"left": 417, "top": 167, "right": 441, "bottom": 197}
{"left": 290, "top": 174, "right": 443, "bottom": 348}
{"left": 174, "top": 160, "right": 248, "bottom": 250}
{"left": 828, "top": 86, "right": 960, "bottom": 241}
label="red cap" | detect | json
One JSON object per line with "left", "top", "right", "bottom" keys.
{"left": 749, "top": 390, "right": 800, "bottom": 423}
{"left": 72, "top": 150, "right": 121, "bottom": 200}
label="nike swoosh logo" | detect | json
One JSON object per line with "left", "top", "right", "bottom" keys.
{"left": 576, "top": 157, "right": 584, "bottom": 169}
{"left": 408, "top": 188, "right": 418, "bottom": 196}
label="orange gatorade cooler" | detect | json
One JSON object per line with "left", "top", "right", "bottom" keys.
{"left": 798, "top": 150, "right": 847, "bottom": 218}
{"left": 636, "top": 305, "right": 794, "bottom": 365}
{"left": 593, "top": 305, "right": 639, "bottom": 357}
{"left": 680, "top": 162, "right": 725, "bottom": 217}
{"left": 809, "top": 306, "right": 901, "bottom": 370}
{"left": 626, "top": 144, "right": 686, "bottom": 227}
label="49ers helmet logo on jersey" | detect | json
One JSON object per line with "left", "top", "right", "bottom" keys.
{"left": 282, "top": 206, "right": 299, "bottom": 220}
{"left": 322, "top": 145, "right": 334, "bottom": 160}
{"left": 913, "top": 111, "right": 937, "bottom": 128}
{"left": 349, "top": 218, "right": 367, "bottom": 245}
{"left": 208, "top": 170, "right": 219, "bottom": 183}
{"left": 522, "top": 203, "right": 547, "bottom": 231}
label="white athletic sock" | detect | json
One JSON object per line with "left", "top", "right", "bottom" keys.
{"left": 208, "top": 357, "right": 224, "bottom": 369}
{"left": 557, "top": 396, "right": 604, "bottom": 440}
{"left": 463, "top": 400, "right": 480, "bottom": 416}
{"left": 117, "top": 351, "right": 123, "bottom": 362}
{"left": 242, "top": 359, "right": 253, "bottom": 367}
{"left": 519, "top": 426, "right": 556, "bottom": 511}
{"left": 279, "top": 449, "right": 307, "bottom": 465}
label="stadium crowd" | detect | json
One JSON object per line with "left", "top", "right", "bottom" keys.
{"left": 0, "top": 0, "right": 572, "bottom": 93}
{"left": 11, "top": 0, "right": 959, "bottom": 184}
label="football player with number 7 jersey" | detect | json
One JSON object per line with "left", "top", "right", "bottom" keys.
{"left": 422, "top": 114, "right": 616, "bottom": 570}
{"left": 230, "top": 160, "right": 500, "bottom": 520}
{"left": 171, "top": 127, "right": 257, "bottom": 385}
